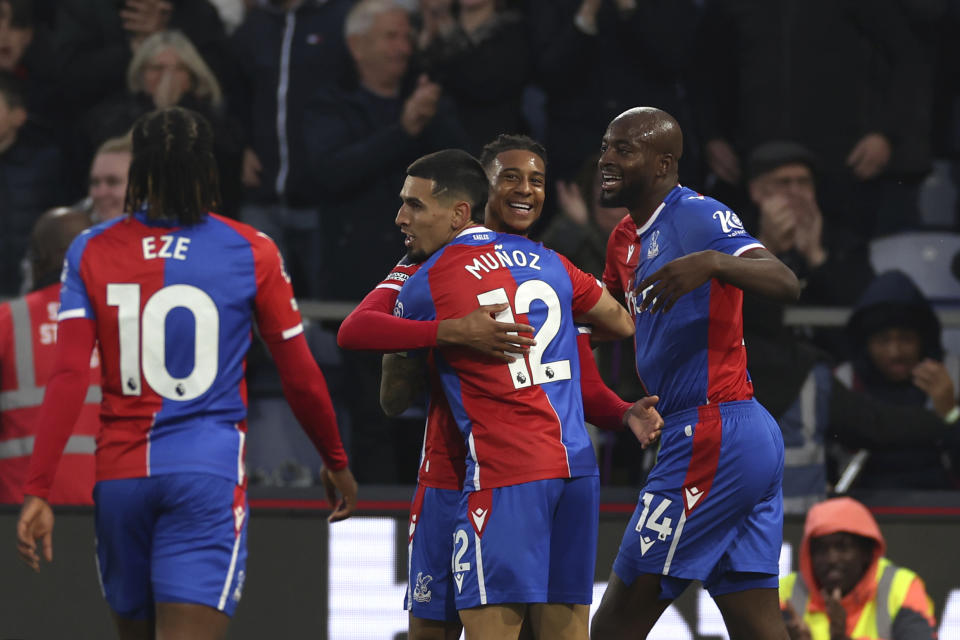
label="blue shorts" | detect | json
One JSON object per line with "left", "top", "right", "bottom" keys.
{"left": 613, "top": 399, "right": 783, "bottom": 599}
{"left": 453, "top": 476, "right": 599, "bottom": 609}
{"left": 94, "top": 473, "right": 248, "bottom": 619}
{"left": 403, "top": 484, "right": 460, "bottom": 622}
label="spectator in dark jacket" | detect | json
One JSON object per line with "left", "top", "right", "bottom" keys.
{"left": 225, "top": 0, "right": 353, "bottom": 298}
{"left": 0, "top": 70, "right": 63, "bottom": 296}
{"left": 693, "top": 0, "right": 928, "bottom": 237}
{"left": 834, "top": 270, "right": 960, "bottom": 490}
{"left": 303, "top": 0, "right": 468, "bottom": 300}
{"left": 0, "top": 0, "right": 60, "bottom": 130}
{"left": 416, "top": 0, "right": 530, "bottom": 155}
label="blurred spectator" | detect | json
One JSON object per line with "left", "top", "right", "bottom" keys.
{"left": 0, "top": 207, "right": 99, "bottom": 505}
{"left": 694, "top": 0, "right": 929, "bottom": 237}
{"left": 416, "top": 0, "right": 529, "bottom": 154}
{"left": 207, "top": 0, "right": 247, "bottom": 34}
{"left": 226, "top": 0, "right": 353, "bottom": 298}
{"left": 834, "top": 270, "right": 960, "bottom": 490}
{"left": 0, "top": 0, "right": 59, "bottom": 128}
{"left": 742, "top": 141, "right": 875, "bottom": 357}
{"left": 0, "top": 70, "right": 64, "bottom": 296}
{"left": 85, "top": 135, "right": 133, "bottom": 223}
{"left": 540, "top": 152, "right": 627, "bottom": 278}
{"left": 779, "top": 497, "right": 937, "bottom": 640}
{"left": 303, "top": 0, "right": 468, "bottom": 300}
{"left": 746, "top": 141, "right": 876, "bottom": 304}
{"left": 526, "top": 0, "right": 700, "bottom": 187}
{"left": 52, "top": 0, "right": 230, "bottom": 116}
{"left": 744, "top": 307, "right": 957, "bottom": 513}
{"left": 79, "top": 30, "right": 243, "bottom": 218}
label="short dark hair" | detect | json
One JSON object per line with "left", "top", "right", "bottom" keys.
{"left": 479, "top": 134, "right": 547, "bottom": 172}
{"left": 125, "top": 107, "right": 221, "bottom": 225}
{"left": 0, "top": 69, "right": 25, "bottom": 110}
{"left": 746, "top": 140, "right": 818, "bottom": 182}
{"left": 407, "top": 149, "right": 489, "bottom": 223}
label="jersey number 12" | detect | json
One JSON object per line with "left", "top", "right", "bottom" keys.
{"left": 477, "top": 280, "right": 571, "bottom": 390}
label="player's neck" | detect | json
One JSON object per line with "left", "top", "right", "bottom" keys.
{"left": 629, "top": 182, "right": 676, "bottom": 227}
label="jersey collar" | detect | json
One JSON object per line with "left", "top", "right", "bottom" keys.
{"left": 635, "top": 184, "right": 683, "bottom": 236}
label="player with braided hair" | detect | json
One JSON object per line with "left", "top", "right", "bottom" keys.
{"left": 16, "top": 106, "right": 357, "bottom": 640}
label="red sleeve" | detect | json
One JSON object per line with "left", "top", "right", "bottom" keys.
{"left": 577, "top": 331, "right": 630, "bottom": 431}
{"left": 603, "top": 222, "right": 628, "bottom": 298}
{"left": 558, "top": 253, "right": 604, "bottom": 315}
{"left": 337, "top": 263, "right": 440, "bottom": 352}
{"left": 268, "top": 334, "right": 348, "bottom": 470}
{"left": 250, "top": 231, "right": 305, "bottom": 344}
{"left": 23, "top": 318, "right": 96, "bottom": 500}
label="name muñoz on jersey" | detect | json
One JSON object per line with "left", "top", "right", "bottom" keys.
{"left": 396, "top": 226, "right": 603, "bottom": 491}
{"left": 58, "top": 211, "right": 303, "bottom": 484}
{"left": 603, "top": 186, "right": 764, "bottom": 417}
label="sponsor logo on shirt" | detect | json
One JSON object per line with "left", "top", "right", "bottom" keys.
{"left": 712, "top": 210, "right": 746, "bottom": 235}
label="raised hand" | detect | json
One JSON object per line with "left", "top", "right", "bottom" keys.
{"left": 913, "top": 358, "right": 956, "bottom": 418}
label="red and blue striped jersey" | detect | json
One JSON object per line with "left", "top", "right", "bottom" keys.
{"left": 396, "top": 227, "right": 603, "bottom": 491}
{"left": 373, "top": 261, "right": 465, "bottom": 491}
{"left": 57, "top": 211, "right": 303, "bottom": 484}
{"left": 604, "top": 186, "right": 762, "bottom": 417}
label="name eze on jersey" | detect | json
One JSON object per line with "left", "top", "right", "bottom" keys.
{"left": 464, "top": 246, "right": 542, "bottom": 280}
{"left": 142, "top": 235, "right": 191, "bottom": 261}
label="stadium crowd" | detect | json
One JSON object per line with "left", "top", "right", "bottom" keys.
{"left": 3, "top": 0, "right": 960, "bottom": 492}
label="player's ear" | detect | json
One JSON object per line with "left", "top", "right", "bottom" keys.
{"left": 451, "top": 200, "right": 470, "bottom": 229}
{"left": 657, "top": 153, "right": 673, "bottom": 178}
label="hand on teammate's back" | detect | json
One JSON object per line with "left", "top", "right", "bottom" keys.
{"left": 16, "top": 495, "right": 54, "bottom": 572}
{"left": 623, "top": 395, "right": 663, "bottom": 449}
{"left": 437, "top": 303, "right": 536, "bottom": 362}
{"left": 321, "top": 466, "right": 359, "bottom": 523}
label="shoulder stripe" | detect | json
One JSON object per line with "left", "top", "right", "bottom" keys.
{"left": 58, "top": 308, "right": 88, "bottom": 321}
{"left": 281, "top": 324, "right": 304, "bottom": 340}
{"left": 733, "top": 243, "right": 765, "bottom": 257}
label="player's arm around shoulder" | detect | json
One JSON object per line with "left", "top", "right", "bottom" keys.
{"left": 380, "top": 352, "right": 427, "bottom": 417}
{"left": 577, "top": 286, "right": 634, "bottom": 341}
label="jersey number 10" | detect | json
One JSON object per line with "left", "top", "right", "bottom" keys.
{"left": 107, "top": 283, "right": 219, "bottom": 401}
{"left": 477, "top": 280, "right": 571, "bottom": 390}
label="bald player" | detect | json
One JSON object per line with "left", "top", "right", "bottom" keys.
{"left": 590, "top": 108, "right": 800, "bottom": 639}
{"left": 0, "top": 208, "right": 99, "bottom": 504}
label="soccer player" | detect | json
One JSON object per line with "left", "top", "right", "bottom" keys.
{"left": 0, "top": 206, "right": 99, "bottom": 505}
{"left": 15, "top": 107, "right": 357, "bottom": 640}
{"left": 338, "top": 136, "right": 661, "bottom": 640}
{"left": 590, "top": 107, "right": 800, "bottom": 639}
{"left": 393, "top": 148, "right": 633, "bottom": 640}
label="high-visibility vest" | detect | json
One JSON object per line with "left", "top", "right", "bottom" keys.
{"left": 0, "top": 285, "right": 101, "bottom": 504}
{"left": 780, "top": 557, "right": 928, "bottom": 640}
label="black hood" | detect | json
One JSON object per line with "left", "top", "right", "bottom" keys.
{"left": 846, "top": 270, "right": 943, "bottom": 361}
